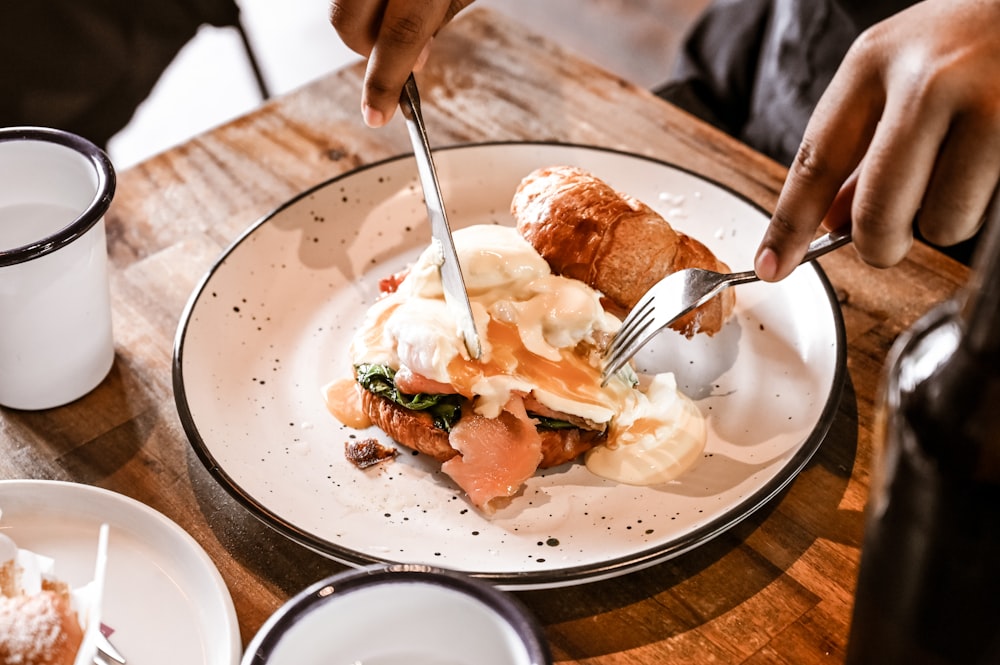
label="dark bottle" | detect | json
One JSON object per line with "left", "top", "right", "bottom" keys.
{"left": 845, "top": 191, "right": 1000, "bottom": 665}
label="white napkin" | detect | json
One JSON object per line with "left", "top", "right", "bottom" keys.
{"left": 73, "top": 523, "right": 109, "bottom": 665}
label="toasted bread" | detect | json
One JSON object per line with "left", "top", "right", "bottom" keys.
{"left": 359, "top": 388, "right": 605, "bottom": 468}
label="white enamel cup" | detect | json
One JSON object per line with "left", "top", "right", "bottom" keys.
{"left": 0, "top": 127, "right": 116, "bottom": 410}
{"left": 242, "top": 565, "right": 552, "bottom": 665}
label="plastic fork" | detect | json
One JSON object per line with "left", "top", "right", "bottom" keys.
{"left": 74, "top": 524, "right": 126, "bottom": 665}
{"left": 601, "top": 227, "right": 852, "bottom": 383}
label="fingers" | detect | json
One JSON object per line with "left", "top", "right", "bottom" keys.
{"left": 361, "top": 1, "right": 450, "bottom": 126}
{"left": 917, "top": 111, "right": 1000, "bottom": 248}
{"left": 329, "top": 0, "right": 383, "bottom": 57}
{"left": 330, "top": 1, "right": 474, "bottom": 128}
{"left": 755, "top": 45, "right": 882, "bottom": 281}
{"left": 820, "top": 169, "right": 859, "bottom": 233}
{"left": 845, "top": 112, "right": 948, "bottom": 270}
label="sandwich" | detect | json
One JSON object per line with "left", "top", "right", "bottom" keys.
{"left": 325, "top": 166, "right": 734, "bottom": 513}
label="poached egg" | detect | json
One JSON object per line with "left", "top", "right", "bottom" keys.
{"left": 347, "top": 224, "right": 706, "bottom": 485}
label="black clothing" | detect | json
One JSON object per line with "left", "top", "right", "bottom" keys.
{"left": 0, "top": 1, "right": 258, "bottom": 149}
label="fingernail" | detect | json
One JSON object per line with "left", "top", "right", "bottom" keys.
{"left": 363, "top": 105, "right": 385, "bottom": 128}
{"left": 755, "top": 247, "right": 779, "bottom": 282}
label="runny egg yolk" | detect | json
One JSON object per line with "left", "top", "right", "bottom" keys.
{"left": 445, "top": 318, "right": 611, "bottom": 414}
{"left": 322, "top": 377, "right": 372, "bottom": 429}
{"left": 347, "top": 224, "right": 706, "bottom": 485}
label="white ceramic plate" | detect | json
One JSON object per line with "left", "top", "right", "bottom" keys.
{"left": 0, "top": 480, "right": 241, "bottom": 664}
{"left": 174, "top": 142, "right": 845, "bottom": 590}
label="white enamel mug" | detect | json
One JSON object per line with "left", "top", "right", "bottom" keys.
{"left": 0, "top": 127, "right": 116, "bottom": 410}
{"left": 242, "top": 565, "right": 552, "bottom": 665}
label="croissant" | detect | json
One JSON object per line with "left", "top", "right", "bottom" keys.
{"left": 511, "top": 165, "right": 735, "bottom": 337}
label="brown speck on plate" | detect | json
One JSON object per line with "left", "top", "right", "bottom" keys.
{"left": 346, "top": 438, "right": 398, "bottom": 469}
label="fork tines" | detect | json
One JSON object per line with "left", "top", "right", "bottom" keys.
{"left": 601, "top": 297, "right": 657, "bottom": 384}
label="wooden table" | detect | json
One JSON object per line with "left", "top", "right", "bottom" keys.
{"left": 0, "top": 8, "right": 971, "bottom": 663}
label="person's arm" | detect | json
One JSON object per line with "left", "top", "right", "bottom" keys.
{"left": 754, "top": 0, "right": 1000, "bottom": 281}
{"left": 330, "top": 0, "right": 475, "bottom": 128}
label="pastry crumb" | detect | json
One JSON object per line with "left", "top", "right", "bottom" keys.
{"left": 345, "top": 438, "right": 398, "bottom": 469}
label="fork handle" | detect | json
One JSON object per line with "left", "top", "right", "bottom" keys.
{"left": 728, "top": 228, "right": 852, "bottom": 284}
{"left": 802, "top": 227, "right": 852, "bottom": 262}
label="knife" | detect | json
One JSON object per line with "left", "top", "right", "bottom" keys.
{"left": 398, "top": 73, "right": 482, "bottom": 359}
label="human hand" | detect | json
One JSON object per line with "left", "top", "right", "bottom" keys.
{"left": 330, "top": 0, "right": 475, "bottom": 128}
{"left": 754, "top": 0, "right": 1000, "bottom": 281}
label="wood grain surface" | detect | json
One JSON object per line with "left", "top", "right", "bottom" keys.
{"left": 0, "top": 8, "right": 970, "bottom": 663}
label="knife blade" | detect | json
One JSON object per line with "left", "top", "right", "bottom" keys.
{"left": 398, "top": 73, "right": 482, "bottom": 359}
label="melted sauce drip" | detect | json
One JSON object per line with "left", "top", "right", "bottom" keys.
{"left": 323, "top": 377, "right": 372, "bottom": 428}
{"left": 447, "top": 319, "right": 607, "bottom": 408}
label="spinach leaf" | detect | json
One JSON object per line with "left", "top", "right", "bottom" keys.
{"left": 355, "top": 364, "right": 584, "bottom": 433}
{"left": 355, "top": 363, "right": 463, "bottom": 431}
{"left": 530, "top": 415, "right": 577, "bottom": 430}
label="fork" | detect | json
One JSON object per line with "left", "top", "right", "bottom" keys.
{"left": 94, "top": 628, "right": 126, "bottom": 665}
{"left": 601, "top": 227, "right": 852, "bottom": 383}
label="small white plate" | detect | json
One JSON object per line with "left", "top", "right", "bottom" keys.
{"left": 174, "top": 142, "right": 846, "bottom": 589}
{"left": 0, "top": 480, "right": 241, "bottom": 664}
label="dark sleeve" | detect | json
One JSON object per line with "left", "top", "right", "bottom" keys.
{"left": 0, "top": 0, "right": 242, "bottom": 148}
{"left": 653, "top": 0, "right": 774, "bottom": 138}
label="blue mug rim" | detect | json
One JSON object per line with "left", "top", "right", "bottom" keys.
{"left": 0, "top": 126, "right": 116, "bottom": 267}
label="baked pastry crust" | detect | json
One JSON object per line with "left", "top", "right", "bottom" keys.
{"left": 359, "top": 389, "right": 605, "bottom": 468}
{"left": 360, "top": 388, "right": 457, "bottom": 463}
{"left": 512, "top": 165, "right": 735, "bottom": 337}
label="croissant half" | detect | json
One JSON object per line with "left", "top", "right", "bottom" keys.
{"left": 511, "top": 165, "right": 735, "bottom": 337}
